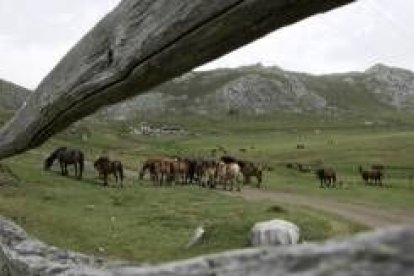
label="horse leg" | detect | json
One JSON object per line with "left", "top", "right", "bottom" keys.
{"left": 237, "top": 176, "right": 242, "bottom": 192}
{"left": 103, "top": 173, "right": 108, "bottom": 187}
{"left": 60, "top": 162, "right": 65, "bottom": 176}
{"left": 256, "top": 175, "right": 262, "bottom": 189}
{"left": 114, "top": 172, "right": 118, "bottom": 185}
{"left": 74, "top": 163, "right": 78, "bottom": 178}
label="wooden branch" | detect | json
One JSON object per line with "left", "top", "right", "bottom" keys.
{"left": 0, "top": 0, "right": 354, "bottom": 158}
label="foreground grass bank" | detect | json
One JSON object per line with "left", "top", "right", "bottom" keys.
{"left": 2, "top": 114, "right": 413, "bottom": 262}
{"left": 0, "top": 155, "right": 363, "bottom": 262}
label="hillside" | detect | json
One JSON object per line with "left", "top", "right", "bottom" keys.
{"left": 2, "top": 64, "right": 414, "bottom": 124}
{"left": 95, "top": 63, "right": 414, "bottom": 121}
{"left": 0, "top": 79, "right": 31, "bottom": 111}
{"left": 0, "top": 79, "right": 31, "bottom": 125}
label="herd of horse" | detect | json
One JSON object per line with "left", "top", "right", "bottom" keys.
{"left": 138, "top": 155, "right": 263, "bottom": 191}
{"left": 43, "top": 147, "right": 385, "bottom": 189}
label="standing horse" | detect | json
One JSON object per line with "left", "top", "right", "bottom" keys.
{"left": 315, "top": 168, "right": 336, "bottom": 188}
{"left": 217, "top": 162, "right": 242, "bottom": 191}
{"left": 238, "top": 160, "right": 263, "bottom": 188}
{"left": 94, "top": 157, "right": 124, "bottom": 187}
{"left": 359, "top": 166, "right": 383, "bottom": 186}
{"left": 44, "top": 147, "right": 84, "bottom": 179}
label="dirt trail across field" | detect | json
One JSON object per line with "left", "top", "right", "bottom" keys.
{"left": 222, "top": 187, "right": 414, "bottom": 228}
{"left": 90, "top": 164, "right": 412, "bottom": 228}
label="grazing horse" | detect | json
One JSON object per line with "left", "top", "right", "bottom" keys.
{"left": 44, "top": 147, "right": 84, "bottom": 179}
{"left": 171, "top": 159, "right": 191, "bottom": 184}
{"left": 151, "top": 160, "right": 174, "bottom": 186}
{"left": 94, "top": 157, "right": 124, "bottom": 187}
{"left": 199, "top": 160, "right": 218, "bottom": 188}
{"left": 238, "top": 160, "right": 263, "bottom": 188}
{"left": 217, "top": 162, "right": 242, "bottom": 191}
{"left": 359, "top": 166, "right": 383, "bottom": 186}
{"left": 315, "top": 168, "right": 336, "bottom": 188}
{"left": 139, "top": 156, "right": 176, "bottom": 180}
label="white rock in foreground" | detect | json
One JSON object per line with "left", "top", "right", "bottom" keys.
{"left": 249, "top": 219, "right": 300, "bottom": 247}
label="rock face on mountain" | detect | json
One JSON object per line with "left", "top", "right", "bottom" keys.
{"left": 0, "top": 79, "right": 30, "bottom": 111}
{"left": 97, "top": 63, "right": 414, "bottom": 120}
{"left": 2, "top": 63, "right": 414, "bottom": 122}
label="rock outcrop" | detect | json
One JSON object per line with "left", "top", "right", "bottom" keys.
{"left": 0, "top": 79, "right": 30, "bottom": 111}
{"left": 94, "top": 63, "right": 414, "bottom": 120}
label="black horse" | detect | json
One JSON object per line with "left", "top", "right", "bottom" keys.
{"left": 94, "top": 156, "right": 124, "bottom": 187}
{"left": 315, "top": 168, "right": 337, "bottom": 188}
{"left": 44, "top": 147, "right": 84, "bottom": 179}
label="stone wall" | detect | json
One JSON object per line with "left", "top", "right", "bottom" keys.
{"left": 0, "top": 216, "right": 412, "bottom": 275}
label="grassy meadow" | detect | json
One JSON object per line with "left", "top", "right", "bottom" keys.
{"left": 1, "top": 113, "right": 414, "bottom": 262}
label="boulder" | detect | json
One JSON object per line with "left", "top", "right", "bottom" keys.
{"left": 249, "top": 219, "right": 300, "bottom": 247}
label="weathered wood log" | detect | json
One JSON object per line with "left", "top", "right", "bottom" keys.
{"left": 0, "top": 0, "right": 354, "bottom": 159}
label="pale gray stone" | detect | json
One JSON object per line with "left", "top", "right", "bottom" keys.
{"left": 249, "top": 219, "right": 300, "bottom": 247}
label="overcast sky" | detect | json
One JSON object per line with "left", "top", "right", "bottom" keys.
{"left": 0, "top": 0, "right": 413, "bottom": 89}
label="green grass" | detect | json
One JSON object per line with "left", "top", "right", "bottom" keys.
{"left": 2, "top": 114, "right": 414, "bottom": 262}
{"left": 0, "top": 154, "right": 363, "bottom": 262}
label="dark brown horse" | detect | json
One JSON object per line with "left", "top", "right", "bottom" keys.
{"left": 44, "top": 147, "right": 84, "bottom": 179}
{"left": 315, "top": 168, "right": 337, "bottom": 188}
{"left": 238, "top": 160, "right": 263, "bottom": 188}
{"left": 359, "top": 166, "right": 383, "bottom": 186}
{"left": 94, "top": 157, "right": 124, "bottom": 187}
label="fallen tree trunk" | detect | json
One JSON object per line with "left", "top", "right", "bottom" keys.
{"left": 0, "top": 0, "right": 354, "bottom": 159}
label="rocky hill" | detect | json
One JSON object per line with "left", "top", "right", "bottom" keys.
{"left": 2, "top": 64, "right": 414, "bottom": 122}
{"left": 0, "top": 79, "right": 31, "bottom": 111}
{"left": 96, "top": 63, "right": 414, "bottom": 120}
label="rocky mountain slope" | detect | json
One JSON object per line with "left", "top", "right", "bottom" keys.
{"left": 96, "top": 63, "right": 414, "bottom": 120}
{"left": 0, "top": 79, "right": 31, "bottom": 111}
{"left": 2, "top": 64, "right": 414, "bottom": 122}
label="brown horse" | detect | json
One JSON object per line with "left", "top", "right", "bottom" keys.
{"left": 139, "top": 156, "right": 176, "bottom": 180}
{"left": 172, "top": 159, "right": 192, "bottom": 184}
{"left": 359, "top": 166, "right": 383, "bottom": 186}
{"left": 217, "top": 162, "right": 242, "bottom": 191}
{"left": 94, "top": 157, "right": 124, "bottom": 187}
{"left": 44, "top": 147, "right": 84, "bottom": 179}
{"left": 315, "top": 168, "right": 337, "bottom": 188}
{"left": 238, "top": 160, "right": 263, "bottom": 188}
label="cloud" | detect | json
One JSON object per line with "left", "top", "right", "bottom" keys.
{"left": 0, "top": 0, "right": 121, "bottom": 89}
{"left": 200, "top": 0, "right": 414, "bottom": 74}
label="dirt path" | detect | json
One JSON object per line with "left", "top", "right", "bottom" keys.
{"left": 222, "top": 187, "right": 414, "bottom": 228}
{"left": 91, "top": 164, "right": 412, "bottom": 228}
